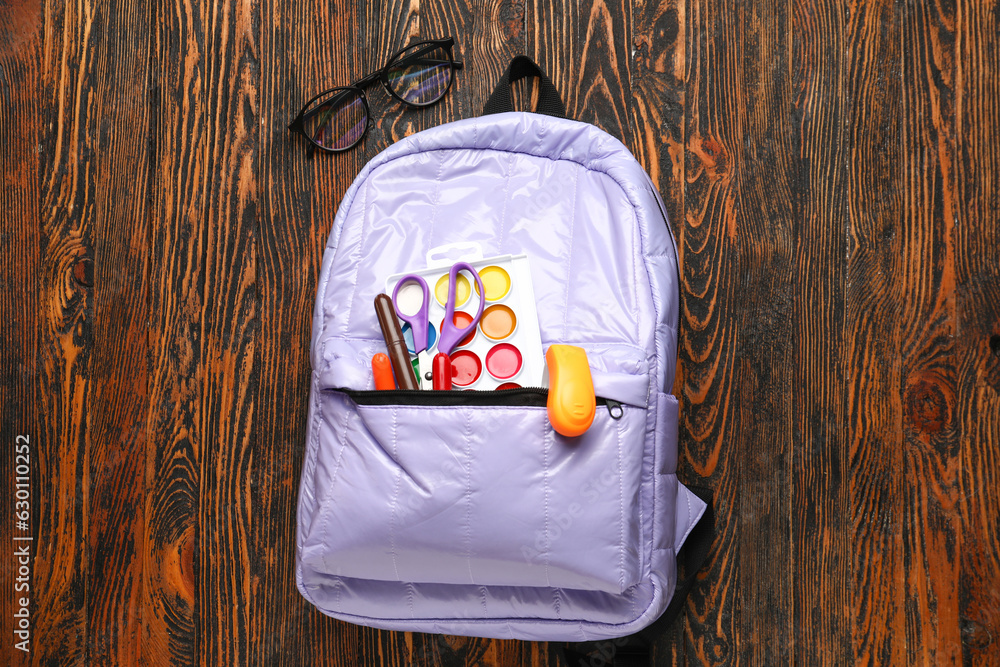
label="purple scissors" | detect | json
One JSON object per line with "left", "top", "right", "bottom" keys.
{"left": 392, "top": 262, "right": 485, "bottom": 389}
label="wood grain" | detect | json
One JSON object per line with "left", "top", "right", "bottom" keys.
{"left": 846, "top": 0, "right": 906, "bottom": 665}
{"left": 900, "top": 0, "right": 964, "bottom": 662}
{"left": 631, "top": 0, "right": 685, "bottom": 226}
{"left": 677, "top": 0, "right": 742, "bottom": 663}
{"left": 732, "top": 2, "right": 798, "bottom": 664}
{"left": 33, "top": 0, "right": 99, "bottom": 661}
{"left": 84, "top": 0, "right": 150, "bottom": 664}
{"left": 2, "top": 0, "right": 999, "bottom": 664}
{"left": 256, "top": 0, "right": 378, "bottom": 662}
{"left": 788, "top": 0, "right": 850, "bottom": 664}
{"left": 145, "top": 0, "right": 206, "bottom": 658}
{"left": 253, "top": 0, "right": 326, "bottom": 661}
{"left": 528, "top": 0, "right": 635, "bottom": 146}
{"left": 954, "top": 1, "right": 1000, "bottom": 665}
{"left": 145, "top": 0, "right": 260, "bottom": 663}
{"left": 0, "top": 1, "right": 41, "bottom": 665}
{"left": 195, "top": 0, "right": 259, "bottom": 662}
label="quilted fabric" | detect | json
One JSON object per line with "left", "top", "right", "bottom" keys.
{"left": 297, "top": 111, "right": 707, "bottom": 641}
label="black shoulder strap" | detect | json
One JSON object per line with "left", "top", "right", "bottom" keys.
{"left": 482, "top": 55, "right": 567, "bottom": 119}
{"left": 561, "top": 486, "right": 714, "bottom": 667}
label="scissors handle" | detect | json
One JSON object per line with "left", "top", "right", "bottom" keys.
{"left": 391, "top": 274, "right": 431, "bottom": 354}
{"left": 439, "top": 262, "right": 485, "bottom": 356}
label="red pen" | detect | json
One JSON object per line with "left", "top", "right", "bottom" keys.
{"left": 432, "top": 353, "right": 453, "bottom": 390}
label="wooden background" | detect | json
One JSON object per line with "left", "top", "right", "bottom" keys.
{"left": 1, "top": 0, "right": 998, "bottom": 664}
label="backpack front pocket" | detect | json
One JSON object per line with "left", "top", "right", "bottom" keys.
{"left": 299, "top": 389, "right": 645, "bottom": 595}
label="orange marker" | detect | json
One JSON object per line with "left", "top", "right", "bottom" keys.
{"left": 372, "top": 353, "right": 397, "bottom": 390}
{"left": 545, "top": 345, "right": 596, "bottom": 437}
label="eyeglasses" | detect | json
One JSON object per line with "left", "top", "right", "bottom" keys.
{"left": 288, "top": 37, "right": 463, "bottom": 155}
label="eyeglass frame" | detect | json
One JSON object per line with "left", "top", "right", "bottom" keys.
{"left": 288, "top": 37, "right": 464, "bottom": 155}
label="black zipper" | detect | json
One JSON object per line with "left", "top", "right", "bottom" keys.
{"left": 326, "top": 386, "right": 625, "bottom": 420}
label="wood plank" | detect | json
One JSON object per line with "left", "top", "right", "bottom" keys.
{"left": 953, "top": 1, "right": 1000, "bottom": 664}
{"left": 845, "top": 1, "right": 905, "bottom": 664}
{"left": 787, "top": 1, "right": 850, "bottom": 664}
{"left": 0, "top": 1, "right": 42, "bottom": 664}
{"left": 84, "top": 0, "right": 151, "bottom": 665}
{"left": 254, "top": 0, "right": 375, "bottom": 662}
{"left": 732, "top": 1, "right": 797, "bottom": 663}
{"left": 144, "top": 0, "right": 207, "bottom": 660}
{"left": 899, "top": 0, "right": 964, "bottom": 662}
{"left": 677, "top": 0, "right": 743, "bottom": 662}
{"left": 194, "top": 0, "right": 259, "bottom": 663}
{"left": 32, "top": 0, "right": 100, "bottom": 661}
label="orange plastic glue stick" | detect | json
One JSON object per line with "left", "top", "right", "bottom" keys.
{"left": 545, "top": 345, "right": 596, "bottom": 437}
{"left": 372, "top": 353, "right": 396, "bottom": 390}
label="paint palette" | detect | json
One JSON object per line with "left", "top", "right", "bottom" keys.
{"left": 385, "top": 254, "right": 544, "bottom": 391}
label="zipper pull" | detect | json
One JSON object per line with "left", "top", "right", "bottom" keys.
{"left": 606, "top": 399, "right": 624, "bottom": 420}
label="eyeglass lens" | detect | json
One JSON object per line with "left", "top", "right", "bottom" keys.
{"left": 385, "top": 43, "right": 454, "bottom": 105}
{"left": 302, "top": 89, "right": 368, "bottom": 151}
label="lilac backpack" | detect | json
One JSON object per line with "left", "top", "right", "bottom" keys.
{"left": 296, "top": 57, "right": 708, "bottom": 642}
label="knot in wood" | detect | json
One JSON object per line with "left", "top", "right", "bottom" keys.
{"left": 690, "top": 133, "right": 731, "bottom": 179}
{"left": 73, "top": 258, "right": 93, "bottom": 287}
{"left": 904, "top": 375, "right": 953, "bottom": 435}
{"left": 961, "top": 615, "right": 993, "bottom": 650}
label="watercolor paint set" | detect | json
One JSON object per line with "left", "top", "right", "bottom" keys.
{"left": 385, "top": 250, "right": 544, "bottom": 391}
